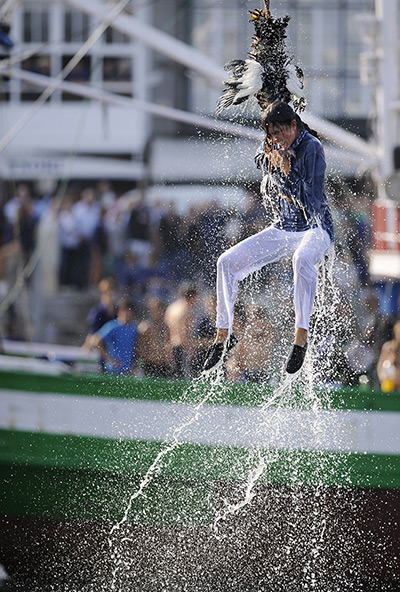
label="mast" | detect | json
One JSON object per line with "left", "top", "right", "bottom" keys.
{"left": 375, "top": 0, "right": 399, "bottom": 184}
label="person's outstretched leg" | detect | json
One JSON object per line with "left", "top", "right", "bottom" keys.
{"left": 216, "top": 226, "right": 294, "bottom": 336}
{"left": 286, "top": 227, "right": 331, "bottom": 373}
{"left": 203, "top": 227, "right": 295, "bottom": 372}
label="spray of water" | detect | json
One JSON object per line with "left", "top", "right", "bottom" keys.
{"left": 107, "top": 360, "right": 230, "bottom": 590}
{"left": 212, "top": 372, "right": 299, "bottom": 534}
{"left": 204, "top": 169, "right": 367, "bottom": 591}
{"left": 104, "top": 129, "right": 374, "bottom": 590}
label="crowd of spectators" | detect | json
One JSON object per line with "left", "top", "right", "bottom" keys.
{"left": 0, "top": 178, "right": 399, "bottom": 389}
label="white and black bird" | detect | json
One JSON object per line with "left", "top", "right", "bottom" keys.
{"left": 216, "top": 8, "right": 306, "bottom": 115}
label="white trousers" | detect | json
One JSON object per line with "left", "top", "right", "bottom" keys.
{"left": 216, "top": 226, "right": 331, "bottom": 333}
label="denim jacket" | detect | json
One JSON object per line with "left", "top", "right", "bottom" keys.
{"left": 255, "top": 130, "right": 334, "bottom": 241}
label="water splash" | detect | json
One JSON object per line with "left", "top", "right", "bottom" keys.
{"left": 108, "top": 365, "right": 228, "bottom": 590}
{"left": 212, "top": 450, "right": 266, "bottom": 535}
{"left": 105, "top": 153, "right": 377, "bottom": 591}
{"left": 206, "top": 202, "right": 355, "bottom": 591}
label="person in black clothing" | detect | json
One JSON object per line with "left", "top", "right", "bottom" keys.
{"left": 92, "top": 207, "right": 110, "bottom": 281}
{"left": 16, "top": 193, "right": 38, "bottom": 266}
{"left": 159, "top": 202, "right": 184, "bottom": 280}
{"left": 126, "top": 193, "right": 152, "bottom": 266}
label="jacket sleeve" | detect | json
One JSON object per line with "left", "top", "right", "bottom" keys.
{"left": 302, "top": 142, "right": 326, "bottom": 214}
{"left": 254, "top": 141, "right": 266, "bottom": 170}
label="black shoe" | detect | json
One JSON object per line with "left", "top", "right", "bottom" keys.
{"left": 286, "top": 342, "right": 307, "bottom": 374}
{"left": 203, "top": 334, "right": 238, "bottom": 372}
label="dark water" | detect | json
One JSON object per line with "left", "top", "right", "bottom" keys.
{"left": 2, "top": 482, "right": 399, "bottom": 592}
{"left": 1, "top": 581, "right": 400, "bottom": 592}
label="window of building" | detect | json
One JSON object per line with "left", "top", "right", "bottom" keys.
{"left": 307, "top": 74, "right": 343, "bottom": 118}
{"left": 190, "top": 0, "right": 374, "bottom": 120}
{"left": 344, "top": 76, "right": 371, "bottom": 116}
{"left": 104, "top": 28, "right": 130, "bottom": 44}
{"left": 221, "top": 10, "right": 240, "bottom": 66}
{"left": 345, "top": 10, "right": 367, "bottom": 71}
{"left": 191, "top": 6, "right": 215, "bottom": 59}
{"left": 320, "top": 9, "right": 340, "bottom": 69}
{"left": 22, "top": 4, "right": 49, "bottom": 43}
{"left": 61, "top": 55, "right": 91, "bottom": 100}
{"left": 103, "top": 57, "right": 133, "bottom": 95}
{"left": 291, "top": 10, "right": 312, "bottom": 64}
{"left": 0, "top": 76, "right": 10, "bottom": 102}
{"left": 21, "top": 55, "right": 51, "bottom": 101}
{"left": 64, "top": 10, "right": 90, "bottom": 43}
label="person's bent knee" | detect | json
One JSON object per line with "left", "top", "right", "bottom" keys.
{"left": 217, "top": 250, "right": 231, "bottom": 270}
{"left": 292, "top": 251, "right": 317, "bottom": 278}
{"left": 292, "top": 250, "right": 312, "bottom": 269}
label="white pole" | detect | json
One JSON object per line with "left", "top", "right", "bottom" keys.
{"left": 0, "top": 66, "right": 263, "bottom": 141}
{"left": 375, "top": 0, "right": 398, "bottom": 181}
{"left": 0, "top": 0, "right": 22, "bottom": 25}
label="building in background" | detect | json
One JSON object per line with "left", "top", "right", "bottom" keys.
{"left": 189, "top": 0, "right": 374, "bottom": 130}
{"left": 0, "top": 0, "right": 151, "bottom": 184}
{"left": 151, "top": 0, "right": 382, "bottom": 185}
{"left": 0, "top": 0, "right": 394, "bottom": 192}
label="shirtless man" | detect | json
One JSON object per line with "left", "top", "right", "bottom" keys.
{"left": 164, "top": 283, "right": 198, "bottom": 378}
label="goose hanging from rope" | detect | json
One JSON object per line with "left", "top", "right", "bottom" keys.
{"left": 216, "top": 2, "right": 306, "bottom": 115}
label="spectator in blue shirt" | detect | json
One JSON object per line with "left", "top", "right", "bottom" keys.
{"left": 92, "top": 297, "right": 139, "bottom": 375}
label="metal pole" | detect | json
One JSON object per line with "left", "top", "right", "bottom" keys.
{"left": 0, "top": 0, "right": 22, "bottom": 25}
{"left": 375, "top": 0, "right": 398, "bottom": 182}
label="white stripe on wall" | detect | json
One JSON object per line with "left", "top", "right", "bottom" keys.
{"left": 0, "top": 390, "right": 399, "bottom": 455}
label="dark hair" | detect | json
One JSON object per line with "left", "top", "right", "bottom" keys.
{"left": 118, "top": 297, "right": 136, "bottom": 313}
{"left": 180, "top": 281, "right": 198, "bottom": 300}
{"left": 261, "top": 101, "right": 318, "bottom": 138}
